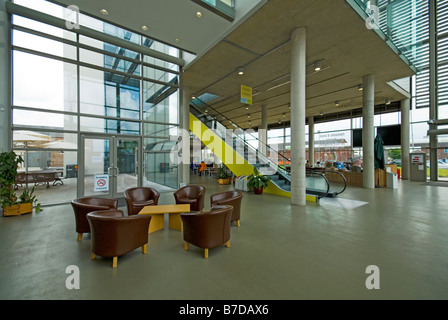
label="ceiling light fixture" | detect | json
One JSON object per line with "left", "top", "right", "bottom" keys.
{"left": 175, "top": 38, "right": 181, "bottom": 43}
{"left": 358, "top": 84, "right": 363, "bottom": 91}
{"left": 141, "top": 25, "right": 149, "bottom": 31}
{"left": 237, "top": 67, "right": 244, "bottom": 75}
{"left": 196, "top": 11, "right": 203, "bottom": 18}
{"left": 100, "top": 9, "right": 109, "bottom": 15}
{"left": 248, "top": 114, "right": 251, "bottom": 118}
{"left": 314, "top": 61, "right": 321, "bottom": 71}
{"left": 245, "top": 106, "right": 249, "bottom": 110}
{"left": 335, "top": 101, "right": 340, "bottom": 107}
{"left": 386, "top": 99, "right": 391, "bottom": 105}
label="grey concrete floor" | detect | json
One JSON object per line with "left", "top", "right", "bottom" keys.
{"left": 1, "top": 174, "right": 448, "bottom": 300}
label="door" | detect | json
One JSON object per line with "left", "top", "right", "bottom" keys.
{"left": 79, "top": 135, "right": 141, "bottom": 198}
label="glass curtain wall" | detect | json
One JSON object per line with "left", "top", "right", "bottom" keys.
{"left": 10, "top": 0, "right": 181, "bottom": 205}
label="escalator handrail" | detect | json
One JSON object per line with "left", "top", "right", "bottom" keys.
{"left": 321, "top": 169, "right": 347, "bottom": 195}
{"left": 306, "top": 170, "right": 330, "bottom": 199}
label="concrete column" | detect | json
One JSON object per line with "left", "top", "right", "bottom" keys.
{"left": 0, "top": 0, "right": 11, "bottom": 152}
{"left": 290, "top": 28, "right": 306, "bottom": 206}
{"left": 400, "top": 98, "right": 410, "bottom": 180}
{"left": 259, "top": 105, "right": 268, "bottom": 158}
{"left": 179, "top": 85, "right": 190, "bottom": 186}
{"left": 308, "top": 116, "right": 314, "bottom": 166}
{"left": 362, "top": 74, "right": 375, "bottom": 189}
{"left": 429, "top": 0, "right": 438, "bottom": 181}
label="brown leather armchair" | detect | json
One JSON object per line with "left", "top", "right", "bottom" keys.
{"left": 210, "top": 190, "right": 243, "bottom": 227}
{"left": 87, "top": 210, "right": 151, "bottom": 268}
{"left": 71, "top": 197, "right": 118, "bottom": 241}
{"left": 181, "top": 205, "right": 233, "bottom": 259}
{"left": 124, "top": 187, "right": 160, "bottom": 216}
{"left": 174, "top": 185, "right": 206, "bottom": 212}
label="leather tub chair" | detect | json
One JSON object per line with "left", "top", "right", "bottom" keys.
{"left": 124, "top": 187, "right": 160, "bottom": 216}
{"left": 181, "top": 205, "right": 233, "bottom": 259}
{"left": 174, "top": 185, "right": 206, "bottom": 212}
{"left": 210, "top": 190, "right": 243, "bottom": 227}
{"left": 71, "top": 197, "right": 118, "bottom": 241}
{"left": 87, "top": 210, "right": 151, "bottom": 268}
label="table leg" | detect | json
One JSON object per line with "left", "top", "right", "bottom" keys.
{"left": 168, "top": 212, "right": 182, "bottom": 231}
{"left": 147, "top": 214, "right": 164, "bottom": 233}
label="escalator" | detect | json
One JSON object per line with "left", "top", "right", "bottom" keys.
{"left": 189, "top": 101, "right": 347, "bottom": 201}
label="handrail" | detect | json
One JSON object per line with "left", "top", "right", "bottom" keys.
{"left": 322, "top": 170, "right": 347, "bottom": 196}
{"left": 190, "top": 97, "right": 291, "bottom": 163}
{"left": 307, "top": 168, "right": 348, "bottom": 197}
{"left": 305, "top": 170, "right": 330, "bottom": 199}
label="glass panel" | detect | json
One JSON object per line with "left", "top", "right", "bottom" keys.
{"left": 116, "top": 139, "right": 139, "bottom": 194}
{"left": 142, "top": 65, "right": 178, "bottom": 84}
{"left": 143, "top": 123, "right": 178, "bottom": 138}
{"left": 13, "top": 109, "right": 77, "bottom": 131}
{"left": 13, "top": 51, "right": 78, "bottom": 112}
{"left": 143, "top": 137, "right": 178, "bottom": 190}
{"left": 13, "top": 131, "right": 77, "bottom": 150}
{"left": 80, "top": 67, "right": 141, "bottom": 119}
{"left": 80, "top": 117, "right": 140, "bottom": 135}
{"left": 143, "top": 82, "right": 179, "bottom": 123}
{"left": 83, "top": 138, "right": 110, "bottom": 197}
{"left": 13, "top": 30, "right": 77, "bottom": 59}
{"left": 14, "top": 150, "right": 77, "bottom": 204}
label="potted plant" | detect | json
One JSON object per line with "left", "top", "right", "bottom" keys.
{"left": 217, "top": 166, "right": 231, "bottom": 185}
{"left": 247, "top": 167, "right": 271, "bottom": 194}
{"left": 19, "top": 187, "right": 42, "bottom": 214}
{"left": 0, "top": 151, "right": 41, "bottom": 216}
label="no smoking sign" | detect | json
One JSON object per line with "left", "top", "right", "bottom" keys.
{"left": 94, "top": 174, "right": 109, "bottom": 192}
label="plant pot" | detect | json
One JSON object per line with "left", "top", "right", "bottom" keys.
{"left": 3, "top": 203, "right": 33, "bottom": 217}
{"left": 254, "top": 186, "right": 264, "bottom": 194}
{"left": 19, "top": 202, "right": 33, "bottom": 215}
{"left": 218, "top": 178, "right": 230, "bottom": 185}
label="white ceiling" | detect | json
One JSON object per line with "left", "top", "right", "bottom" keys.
{"left": 51, "top": 0, "right": 266, "bottom": 57}
{"left": 49, "top": 0, "right": 416, "bottom": 129}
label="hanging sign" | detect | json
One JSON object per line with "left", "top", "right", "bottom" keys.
{"left": 240, "top": 85, "right": 253, "bottom": 105}
{"left": 94, "top": 174, "right": 109, "bottom": 192}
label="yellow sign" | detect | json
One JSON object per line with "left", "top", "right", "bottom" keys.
{"left": 240, "top": 85, "right": 252, "bottom": 105}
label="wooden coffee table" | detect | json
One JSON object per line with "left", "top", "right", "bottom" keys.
{"left": 138, "top": 204, "right": 191, "bottom": 234}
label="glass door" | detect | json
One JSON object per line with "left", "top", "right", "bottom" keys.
{"left": 79, "top": 135, "right": 140, "bottom": 198}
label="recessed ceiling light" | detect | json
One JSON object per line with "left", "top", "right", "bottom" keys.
{"left": 238, "top": 67, "right": 244, "bottom": 75}
{"left": 141, "top": 25, "right": 149, "bottom": 31}
{"left": 100, "top": 9, "right": 109, "bottom": 15}
{"left": 175, "top": 38, "right": 181, "bottom": 43}
{"left": 196, "top": 11, "right": 203, "bottom": 18}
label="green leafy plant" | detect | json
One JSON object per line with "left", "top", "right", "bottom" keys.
{"left": 19, "top": 187, "right": 42, "bottom": 212}
{"left": 217, "top": 166, "right": 231, "bottom": 179}
{"left": 0, "top": 151, "right": 23, "bottom": 208}
{"left": 0, "top": 151, "right": 42, "bottom": 212}
{"left": 247, "top": 167, "right": 271, "bottom": 189}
